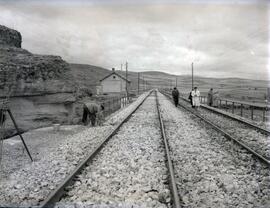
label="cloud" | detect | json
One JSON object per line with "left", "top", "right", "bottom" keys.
{"left": 0, "top": 0, "right": 269, "bottom": 80}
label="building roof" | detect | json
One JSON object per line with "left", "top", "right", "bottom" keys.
{"left": 100, "top": 71, "right": 131, "bottom": 83}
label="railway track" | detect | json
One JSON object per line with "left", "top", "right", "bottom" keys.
{"left": 0, "top": 91, "right": 153, "bottom": 207}
{"left": 162, "top": 91, "right": 270, "bottom": 166}
{"left": 2, "top": 90, "right": 269, "bottom": 207}
{"left": 157, "top": 92, "right": 270, "bottom": 207}
{"left": 39, "top": 91, "right": 183, "bottom": 208}
{"left": 155, "top": 91, "right": 182, "bottom": 208}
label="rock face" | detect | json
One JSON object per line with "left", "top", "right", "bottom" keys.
{"left": 0, "top": 25, "right": 80, "bottom": 136}
{"left": 0, "top": 25, "right": 21, "bottom": 48}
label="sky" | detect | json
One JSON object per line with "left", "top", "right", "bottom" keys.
{"left": 0, "top": 0, "right": 269, "bottom": 80}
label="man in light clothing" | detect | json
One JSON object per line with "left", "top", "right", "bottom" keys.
{"left": 191, "top": 87, "right": 200, "bottom": 109}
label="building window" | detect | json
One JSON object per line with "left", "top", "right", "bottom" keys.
{"left": 113, "top": 76, "right": 116, "bottom": 79}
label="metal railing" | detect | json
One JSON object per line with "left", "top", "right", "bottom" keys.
{"left": 102, "top": 95, "right": 128, "bottom": 117}
{"left": 163, "top": 89, "right": 269, "bottom": 123}
{"left": 101, "top": 89, "right": 149, "bottom": 117}
{"left": 197, "top": 95, "right": 269, "bottom": 122}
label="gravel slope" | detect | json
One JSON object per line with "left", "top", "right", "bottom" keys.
{"left": 158, "top": 92, "right": 270, "bottom": 208}
{"left": 58, "top": 95, "right": 170, "bottom": 208}
{"left": 0, "top": 125, "right": 85, "bottom": 179}
{"left": 0, "top": 92, "right": 150, "bottom": 207}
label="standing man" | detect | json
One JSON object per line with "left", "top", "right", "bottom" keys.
{"left": 172, "top": 87, "right": 180, "bottom": 107}
{"left": 96, "top": 104, "right": 105, "bottom": 126}
{"left": 212, "top": 91, "right": 219, "bottom": 107}
{"left": 189, "top": 89, "right": 194, "bottom": 108}
{"left": 82, "top": 101, "right": 99, "bottom": 126}
{"left": 207, "top": 88, "right": 214, "bottom": 106}
{"left": 191, "top": 87, "right": 200, "bottom": 109}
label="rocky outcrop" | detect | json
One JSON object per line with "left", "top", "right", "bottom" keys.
{"left": 0, "top": 25, "right": 21, "bottom": 48}
{"left": 0, "top": 25, "right": 81, "bottom": 136}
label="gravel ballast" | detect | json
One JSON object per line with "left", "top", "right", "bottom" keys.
{"left": 158, "top": 92, "right": 270, "bottom": 208}
{"left": 173, "top": 94, "right": 270, "bottom": 160}
{"left": 0, "top": 92, "right": 150, "bottom": 207}
{"left": 58, "top": 94, "right": 170, "bottom": 208}
{"left": 199, "top": 106, "right": 270, "bottom": 160}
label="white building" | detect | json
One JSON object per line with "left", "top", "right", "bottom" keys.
{"left": 100, "top": 68, "right": 131, "bottom": 94}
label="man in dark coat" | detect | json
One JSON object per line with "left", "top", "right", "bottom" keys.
{"left": 172, "top": 87, "right": 180, "bottom": 107}
{"left": 207, "top": 88, "right": 214, "bottom": 106}
{"left": 188, "top": 90, "right": 193, "bottom": 108}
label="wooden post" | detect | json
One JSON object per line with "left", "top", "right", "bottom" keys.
{"left": 7, "top": 109, "right": 33, "bottom": 161}
{"left": 111, "top": 99, "right": 113, "bottom": 112}
{"left": 142, "top": 76, "right": 144, "bottom": 92}
{"left": 251, "top": 106, "right": 254, "bottom": 120}
{"left": 191, "top": 62, "right": 194, "bottom": 90}
{"left": 125, "top": 61, "right": 128, "bottom": 101}
{"left": 138, "top": 73, "right": 140, "bottom": 95}
{"left": 240, "top": 104, "right": 243, "bottom": 116}
{"left": 119, "top": 97, "right": 121, "bottom": 109}
{"left": 225, "top": 100, "right": 228, "bottom": 111}
{"left": 232, "top": 102, "right": 234, "bottom": 114}
{"left": 263, "top": 108, "right": 266, "bottom": 122}
{"left": 107, "top": 100, "right": 110, "bottom": 113}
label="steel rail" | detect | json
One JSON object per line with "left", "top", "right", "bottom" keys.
{"left": 39, "top": 91, "right": 153, "bottom": 208}
{"left": 161, "top": 91, "right": 270, "bottom": 167}
{"left": 200, "top": 104, "right": 270, "bottom": 135}
{"left": 155, "top": 91, "right": 182, "bottom": 208}
{"left": 168, "top": 91, "right": 270, "bottom": 136}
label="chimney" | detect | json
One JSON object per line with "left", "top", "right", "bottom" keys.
{"left": 112, "top": 68, "right": 115, "bottom": 72}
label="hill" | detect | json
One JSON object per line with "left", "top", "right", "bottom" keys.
{"left": 69, "top": 63, "right": 110, "bottom": 90}
{"left": 69, "top": 63, "right": 270, "bottom": 103}
{"left": 69, "top": 64, "right": 144, "bottom": 93}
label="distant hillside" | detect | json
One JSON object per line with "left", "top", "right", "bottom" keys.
{"left": 70, "top": 63, "right": 144, "bottom": 93}
{"left": 69, "top": 63, "right": 110, "bottom": 92}
{"left": 141, "top": 71, "right": 270, "bottom": 102}
{"left": 69, "top": 63, "right": 269, "bottom": 102}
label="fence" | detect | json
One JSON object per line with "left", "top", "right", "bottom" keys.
{"left": 102, "top": 95, "right": 129, "bottom": 117}
{"left": 163, "top": 88, "right": 269, "bottom": 123}
{"left": 101, "top": 89, "right": 148, "bottom": 117}
{"left": 199, "top": 96, "right": 269, "bottom": 122}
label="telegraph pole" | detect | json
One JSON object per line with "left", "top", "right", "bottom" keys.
{"left": 191, "top": 62, "right": 194, "bottom": 90}
{"left": 176, "top": 76, "right": 178, "bottom": 88}
{"left": 125, "top": 61, "right": 128, "bottom": 98}
{"left": 121, "top": 63, "right": 123, "bottom": 71}
{"left": 142, "top": 76, "right": 144, "bottom": 91}
{"left": 137, "top": 72, "right": 140, "bottom": 94}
